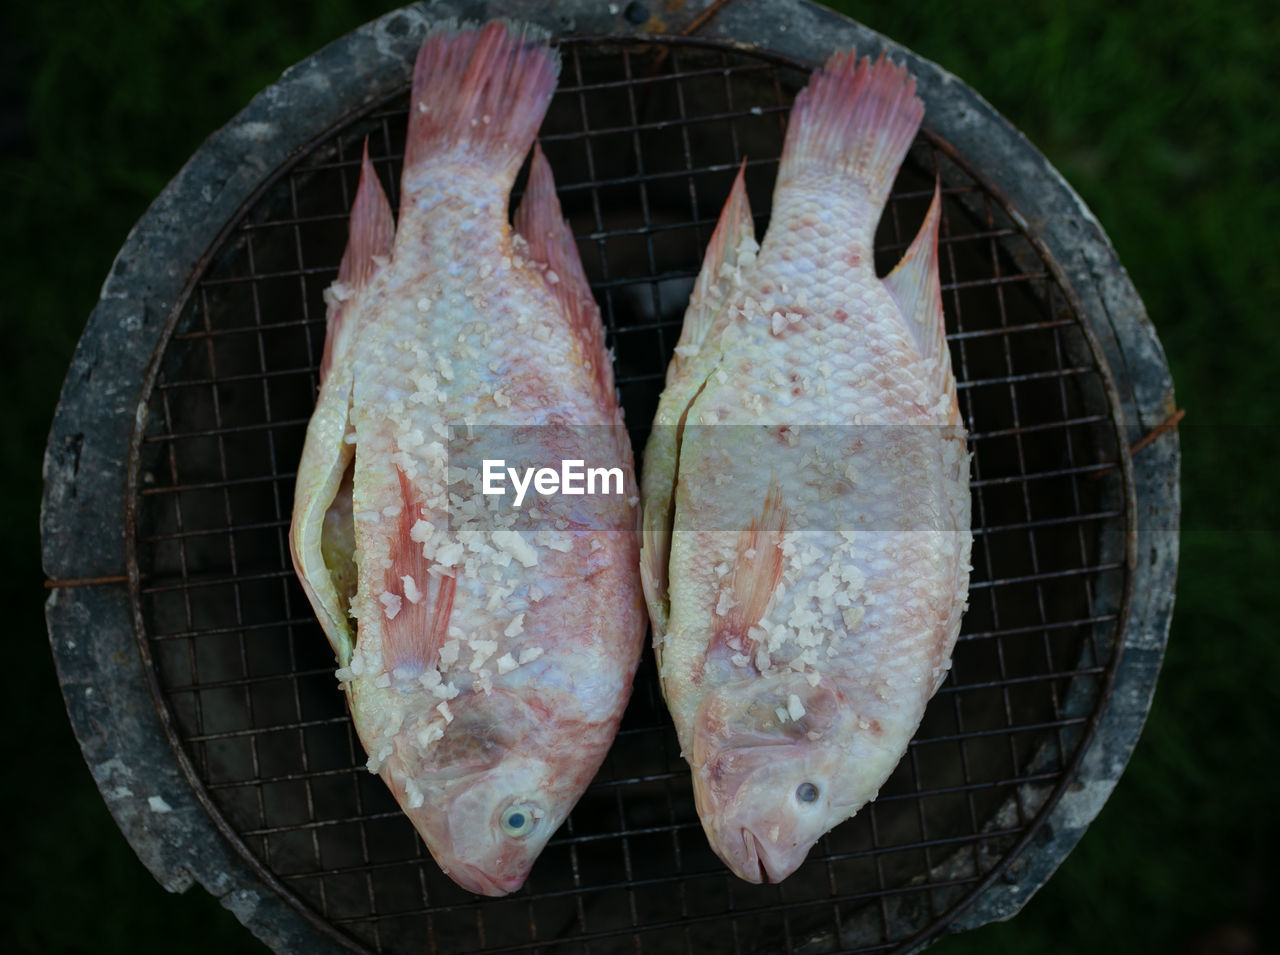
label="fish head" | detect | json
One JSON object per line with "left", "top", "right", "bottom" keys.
{"left": 690, "top": 675, "right": 878, "bottom": 884}
{"left": 379, "top": 686, "right": 588, "bottom": 896}
{"left": 417, "top": 755, "right": 560, "bottom": 897}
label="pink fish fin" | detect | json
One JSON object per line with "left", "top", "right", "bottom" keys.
{"left": 777, "top": 50, "right": 923, "bottom": 210}
{"left": 883, "top": 177, "right": 957, "bottom": 407}
{"left": 513, "top": 143, "right": 614, "bottom": 402}
{"left": 707, "top": 483, "right": 789, "bottom": 671}
{"left": 403, "top": 20, "right": 560, "bottom": 190}
{"left": 679, "top": 162, "right": 755, "bottom": 366}
{"left": 381, "top": 469, "right": 456, "bottom": 674}
{"left": 321, "top": 141, "right": 394, "bottom": 384}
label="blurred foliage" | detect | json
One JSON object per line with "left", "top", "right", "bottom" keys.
{"left": 5, "top": 0, "right": 1277, "bottom": 952}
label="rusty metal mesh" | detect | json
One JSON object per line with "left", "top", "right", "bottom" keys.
{"left": 131, "top": 37, "right": 1130, "bottom": 954}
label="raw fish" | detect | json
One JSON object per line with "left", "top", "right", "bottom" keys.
{"left": 291, "top": 20, "right": 645, "bottom": 897}
{"left": 639, "top": 51, "right": 971, "bottom": 884}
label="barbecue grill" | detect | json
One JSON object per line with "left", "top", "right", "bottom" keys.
{"left": 41, "top": 2, "right": 1179, "bottom": 952}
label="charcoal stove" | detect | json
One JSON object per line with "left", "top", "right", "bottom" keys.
{"left": 41, "top": 1, "right": 1179, "bottom": 952}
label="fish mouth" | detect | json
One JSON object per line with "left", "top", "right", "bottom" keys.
{"left": 735, "top": 828, "right": 809, "bottom": 885}
{"left": 448, "top": 862, "right": 527, "bottom": 898}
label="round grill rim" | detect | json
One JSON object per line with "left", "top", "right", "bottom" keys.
{"left": 40, "top": 5, "right": 1175, "bottom": 954}
{"left": 124, "top": 33, "right": 1136, "bottom": 954}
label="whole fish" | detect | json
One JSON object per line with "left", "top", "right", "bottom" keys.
{"left": 290, "top": 21, "right": 645, "bottom": 897}
{"left": 639, "top": 51, "right": 971, "bottom": 883}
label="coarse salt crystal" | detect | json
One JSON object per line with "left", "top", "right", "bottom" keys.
{"left": 496, "top": 653, "right": 518, "bottom": 675}
{"left": 431, "top": 680, "right": 459, "bottom": 700}
{"left": 469, "top": 640, "right": 498, "bottom": 671}
{"left": 504, "top": 613, "right": 525, "bottom": 637}
{"left": 435, "top": 541, "right": 464, "bottom": 566}
{"left": 787, "top": 694, "right": 806, "bottom": 721}
{"left": 402, "top": 575, "right": 423, "bottom": 604}
{"left": 405, "top": 779, "right": 425, "bottom": 809}
{"left": 493, "top": 530, "right": 538, "bottom": 568}
{"left": 517, "top": 646, "right": 544, "bottom": 665}
{"left": 437, "top": 641, "right": 460, "bottom": 670}
{"left": 436, "top": 701, "right": 454, "bottom": 723}
{"left": 380, "top": 592, "right": 402, "bottom": 620}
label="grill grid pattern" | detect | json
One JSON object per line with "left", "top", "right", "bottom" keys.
{"left": 131, "top": 38, "right": 1128, "bottom": 954}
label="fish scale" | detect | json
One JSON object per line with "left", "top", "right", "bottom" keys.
{"left": 640, "top": 51, "right": 971, "bottom": 885}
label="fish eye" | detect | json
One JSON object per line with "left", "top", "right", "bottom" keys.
{"left": 500, "top": 804, "right": 538, "bottom": 838}
{"left": 795, "top": 782, "right": 819, "bottom": 804}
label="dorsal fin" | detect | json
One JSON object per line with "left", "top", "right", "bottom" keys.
{"left": 321, "top": 142, "right": 394, "bottom": 383}
{"left": 380, "top": 469, "right": 456, "bottom": 674}
{"left": 676, "top": 162, "right": 756, "bottom": 374}
{"left": 513, "top": 143, "right": 614, "bottom": 404}
{"left": 883, "top": 179, "right": 957, "bottom": 408}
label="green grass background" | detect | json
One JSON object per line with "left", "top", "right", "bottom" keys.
{"left": 5, "top": 0, "right": 1277, "bottom": 951}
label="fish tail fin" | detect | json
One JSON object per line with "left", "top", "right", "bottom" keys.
{"left": 513, "top": 143, "right": 614, "bottom": 403}
{"left": 403, "top": 20, "right": 560, "bottom": 189}
{"left": 777, "top": 50, "right": 923, "bottom": 211}
{"left": 321, "top": 141, "right": 394, "bottom": 383}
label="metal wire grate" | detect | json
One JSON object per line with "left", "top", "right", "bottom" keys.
{"left": 130, "top": 37, "right": 1131, "bottom": 954}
